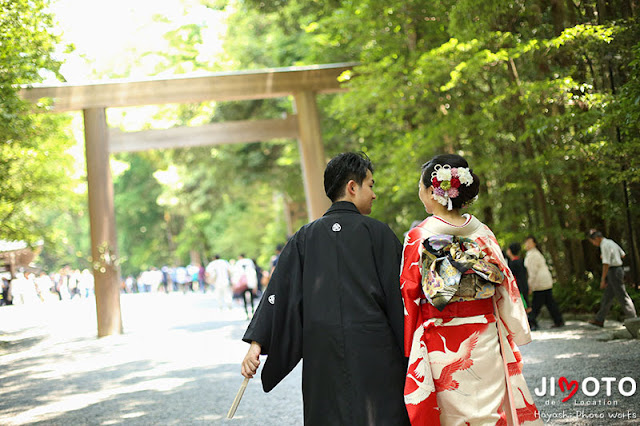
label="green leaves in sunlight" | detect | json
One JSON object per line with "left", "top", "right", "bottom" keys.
{"left": 230, "top": 0, "right": 640, "bottom": 298}
{"left": 0, "top": 0, "right": 75, "bottom": 246}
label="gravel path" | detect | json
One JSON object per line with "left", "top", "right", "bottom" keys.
{"left": 519, "top": 318, "right": 640, "bottom": 425}
{"left": 0, "top": 293, "right": 637, "bottom": 425}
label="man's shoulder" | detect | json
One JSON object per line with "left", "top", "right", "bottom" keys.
{"left": 307, "top": 213, "right": 397, "bottom": 238}
{"left": 527, "top": 248, "right": 541, "bottom": 257}
{"left": 357, "top": 215, "right": 399, "bottom": 239}
{"left": 524, "top": 250, "right": 538, "bottom": 263}
{"left": 509, "top": 258, "right": 524, "bottom": 266}
{"left": 361, "top": 214, "right": 392, "bottom": 227}
{"left": 309, "top": 211, "right": 379, "bottom": 225}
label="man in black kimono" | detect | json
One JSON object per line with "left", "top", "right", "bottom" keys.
{"left": 241, "top": 152, "right": 410, "bottom": 425}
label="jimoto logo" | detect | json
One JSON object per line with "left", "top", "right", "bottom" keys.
{"left": 534, "top": 377, "right": 637, "bottom": 402}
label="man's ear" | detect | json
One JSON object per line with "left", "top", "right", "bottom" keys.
{"left": 346, "top": 179, "right": 358, "bottom": 196}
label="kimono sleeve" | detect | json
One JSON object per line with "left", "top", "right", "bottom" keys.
{"left": 400, "top": 227, "right": 426, "bottom": 357}
{"left": 476, "top": 229, "right": 532, "bottom": 346}
{"left": 242, "top": 231, "right": 304, "bottom": 392}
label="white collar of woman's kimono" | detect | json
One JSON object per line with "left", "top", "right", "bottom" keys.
{"left": 324, "top": 201, "right": 361, "bottom": 216}
{"left": 422, "top": 214, "right": 482, "bottom": 236}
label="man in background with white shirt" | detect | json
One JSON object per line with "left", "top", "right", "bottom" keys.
{"left": 588, "top": 230, "right": 637, "bottom": 327}
{"left": 206, "top": 255, "right": 233, "bottom": 310}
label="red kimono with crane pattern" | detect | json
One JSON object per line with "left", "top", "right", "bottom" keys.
{"left": 401, "top": 215, "right": 543, "bottom": 425}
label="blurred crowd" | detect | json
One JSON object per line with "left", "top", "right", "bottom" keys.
{"left": 125, "top": 251, "right": 281, "bottom": 319}
{"left": 1, "top": 248, "right": 283, "bottom": 320}
{"left": 1, "top": 265, "right": 95, "bottom": 305}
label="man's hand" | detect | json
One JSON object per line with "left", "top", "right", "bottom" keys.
{"left": 241, "top": 341, "right": 262, "bottom": 379}
{"left": 600, "top": 279, "right": 607, "bottom": 289}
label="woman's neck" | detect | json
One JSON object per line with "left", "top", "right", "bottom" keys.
{"left": 432, "top": 206, "right": 467, "bottom": 226}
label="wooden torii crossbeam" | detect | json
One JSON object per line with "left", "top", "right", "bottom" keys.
{"left": 20, "top": 63, "right": 354, "bottom": 337}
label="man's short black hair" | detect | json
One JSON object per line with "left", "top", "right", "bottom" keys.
{"left": 508, "top": 242, "right": 521, "bottom": 256}
{"left": 324, "top": 152, "right": 374, "bottom": 202}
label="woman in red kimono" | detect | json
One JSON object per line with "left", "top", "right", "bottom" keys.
{"left": 401, "top": 154, "right": 543, "bottom": 425}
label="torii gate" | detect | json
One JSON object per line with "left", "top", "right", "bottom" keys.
{"left": 21, "top": 63, "right": 354, "bottom": 337}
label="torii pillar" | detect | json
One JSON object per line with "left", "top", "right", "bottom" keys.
{"left": 83, "top": 108, "right": 123, "bottom": 337}
{"left": 294, "top": 91, "right": 331, "bottom": 221}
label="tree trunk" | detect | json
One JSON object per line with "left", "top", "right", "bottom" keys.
{"left": 507, "top": 57, "right": 568, "bottom": 283}
{"left": 550, "top": 0, "right": 567, "bottom": 35}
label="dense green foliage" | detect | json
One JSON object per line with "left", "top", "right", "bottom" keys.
{"left": 0, "top": 0, "right": 75, "bottom": 246}
{"left": 217, "top": 0, "right": 640, "bottom": 313}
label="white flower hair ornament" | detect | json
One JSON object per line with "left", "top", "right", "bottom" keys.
{"left": 430, "top": 164, "right": 475, "bottom": 210}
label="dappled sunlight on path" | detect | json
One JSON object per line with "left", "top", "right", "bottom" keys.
{"left": 519, "top": 320, "right": 640, "bottom": 425}
{"left": 0, "top": 293, "right": 300, "bottom": 425}
{"left": 4, "top": 298, "right": 636, "bottom": 424}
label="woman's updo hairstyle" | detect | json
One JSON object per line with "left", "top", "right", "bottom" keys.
{"left": 421, "top": 153, "right": 480, "bottom": 209}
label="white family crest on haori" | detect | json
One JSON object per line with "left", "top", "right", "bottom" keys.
{"left": 268, "top": 294, "right": 276, "bottom": 304}
{"left": 332, "top": 223, "right": 342, "bottom": 232}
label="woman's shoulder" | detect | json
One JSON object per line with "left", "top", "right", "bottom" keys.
{"left": 406, "top": 221, "right": 428, "bottom": 240}
{"left": 525, "top": 248, "right": 544, "bottom": 262}
{"left": 404, "top": 219, "right": 432, "bottom": 248}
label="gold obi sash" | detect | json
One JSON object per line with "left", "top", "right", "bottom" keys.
{"left": 421, "top": 234, "right": 504, "bottom": 311}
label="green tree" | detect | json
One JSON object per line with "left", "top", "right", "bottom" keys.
{"left": 0, "top": 0, "right": 75, "bottom": 244}
{"left": 113, "top": 151, "right": 173, "bottom": 276}
{"left": 227, "top": 0, "right": 640, "bottom": 309}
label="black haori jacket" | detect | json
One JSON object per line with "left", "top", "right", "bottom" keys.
{"left": 243, "top": 201, "right": 410, "bottom": 425}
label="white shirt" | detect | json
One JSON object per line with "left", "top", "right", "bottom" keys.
{"left": 600, "top": 238, "right": 625, "bottom": 266}
{"left": 524, "top": 247, "right": 554, "bottom": 291}
{"left": 235, "top": 258, "right": 258, "bottom": 289}
{"left": 206, "top": 259, "right": 231, "bottom": 285}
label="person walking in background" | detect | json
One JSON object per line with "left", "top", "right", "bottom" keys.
{"left": 401, "top": 153, "right": 541, "bottom": 425}
{"left": 268, "top": 243, "right": 283, "bottom": 284}
{"left": 524, "top": 236, "right": 564, "bottom": 329}
{"left": 187, "top": 264, "right": 200, "bottom": 292}
{"left": 198, "top": 263, "right": 206, "bottom": 293}
{"left": 206, "top": 255, "right": 233, "bottom": 310}
{"left": 235, "top": 254, "right": 258, "bottom": 319}
{"left": 160, "top": 266, "right": 170, "bottom": 293}
{"left": 78, "top": 269, "right": 94, "bottom": 299}
{"left": 251, "top": 258, "right": 264, "bottom": 297}
{"left": 175, "top": 265, "right": 189, "bottom": 293}
{"left": 587, "top": 230, "right": 637, "bottom": 327}
{"left": 241, "top": 152, "right": 409, "bottom": 425}
{"left": 507, "top": 242, "right": 531, "bottom": 312}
